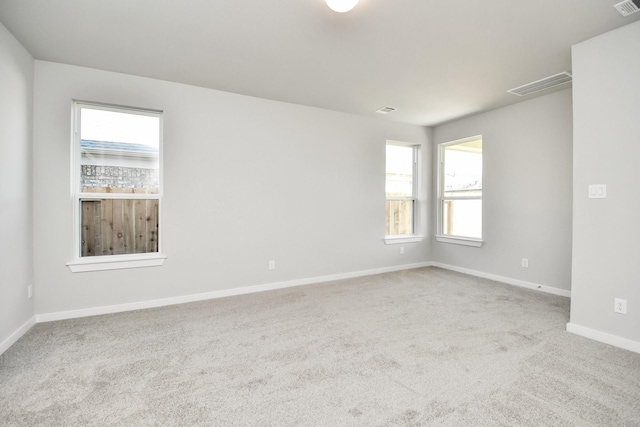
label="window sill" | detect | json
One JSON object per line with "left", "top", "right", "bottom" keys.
{"left": 67, "top": 253, "right": 167, "bottom": 273}
{"left": 384, "top": 235, "right": 424, "bottom": 245}
{"left": 435, "top": 235, "right": 483, "bottom": 247}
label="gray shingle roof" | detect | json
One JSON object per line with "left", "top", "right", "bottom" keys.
{"left": 80, "top": 139, "right": 157, "bottom": 154}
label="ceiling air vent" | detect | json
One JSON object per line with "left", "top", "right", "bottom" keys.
{"left": 614, "top": 0, "right": 640, "bottom": 16}
{"left": 507, "top": 72, "right": 572, "bottom": 97}
{"left": 375, "top": 106, "right": 397, "bottom": 114}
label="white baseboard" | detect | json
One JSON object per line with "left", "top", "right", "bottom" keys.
{"left": 17, "top": 262, "right": 639, "bottom": 359}
{"left": 36, "top": 262, "right": 432, "bottom": 323}
{"left": 430, "top": 262, "right": 571, "bottom": 298}
{"left": 0, "top": 316, "right": 36, "bottom": 356}
{"left": 566, "top": 322, "right": 640, "bottom": 355}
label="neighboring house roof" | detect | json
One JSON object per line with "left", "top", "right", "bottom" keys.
{"left": 81, "top": 139, "right": 158, "bottom": 155}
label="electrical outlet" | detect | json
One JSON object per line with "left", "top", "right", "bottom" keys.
{"left": 268, "top": 260, "right": 275, "bottom": 270}
{"left": 522, "top": 258, "right": 529, "bottom": 268}
{"left": 614, "top": 298, "right": 627, "bottom": 314}
{"left": 400, "top": 246, "right": 405, "bottom": 254}
{"left": 27, "top": 285, "right": 33, "bottom": 299}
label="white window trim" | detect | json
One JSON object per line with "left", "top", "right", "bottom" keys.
{"left": 436, "top": 135, "right": 483, "bottom": 247}
{"left": 385, "top": 141, "right": 423, "bottom": 244}
{"left": 384, "top": 235, "right": 424, "bottom": 245}
{"left": 68, "top": 101, "right": 166, "bottom": 272}
{"left": 434, "top": 235, "right": 483, "bottom": 247}
{"left": 67, "top": 253, "right": 167, "bottom": 273}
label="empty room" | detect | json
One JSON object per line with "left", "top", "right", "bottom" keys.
{"left": 1, "top": 0, "right": 639, "bottom": 425}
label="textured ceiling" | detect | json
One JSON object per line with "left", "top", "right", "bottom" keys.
{"left": 1, "top": 0, "right": 638, "bottom": 126}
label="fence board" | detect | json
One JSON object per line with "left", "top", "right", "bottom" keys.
{"left": 134, "top": 199, "right": 146, "bottom": 253}
{"left": 111, "top": 199, "right": 126, "bottom": 255}
{"left": 147, "top": 199, "right": 158, "bottom": 252}
{"left": 123, "top": 199, "right": 135, "bottom": 253}
{"left": 101, "top": 199, "right": 114, "bottom": 255}
{"left": 92, "top": 202, "right": 102, "bottom": 255}
{"left": 82, "top": 202, "right": 95, "bottom": 256}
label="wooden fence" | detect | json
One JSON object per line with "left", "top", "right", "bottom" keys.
{"left": 81, "top": 188, "right": 158, "bottom": 256}
{"left": 386, "top": 200, "right": 414, "bottom": 236}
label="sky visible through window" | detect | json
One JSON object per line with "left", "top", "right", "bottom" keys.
{"left": 444, "top": 146, "right": 482, "bottom": 194}
{"left": 386, "top": 145, "right": 413, "bottom": 197}
{"left": 80, "top": 108, "right": 159, "bottom": 148}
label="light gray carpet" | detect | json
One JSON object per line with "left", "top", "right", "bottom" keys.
{"left": 1, "top": 267, "right": 639, "bottom": 426}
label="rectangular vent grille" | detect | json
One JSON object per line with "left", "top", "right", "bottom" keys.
{"left": 507, "top": 72, "right": 572, "bottom": 96}
{"left": 614, "top": 0, "right": 640, "bottom": 16}
{"left": 375, "top": 106, "right": 397, "bottom": 114}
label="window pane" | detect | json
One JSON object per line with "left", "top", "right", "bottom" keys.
{"left": 80, "top": 108, "right": 160, "bottom": 193}
{"left": 386, "top": 200, "right": 414, "bottom": 236}
{"left": 442, "top": 199, "right": 482, "bottom": 238}
{"left": 443, "top": 141, "right": 482, "bottom": 198}
{"left": 80, "top": 199, "right": 159, "bottom": 257}
{"left": 386, "top": 145, "right": 414, "bottom": 198}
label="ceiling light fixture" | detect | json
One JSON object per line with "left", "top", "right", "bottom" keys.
{"left": 325, "top": 0, "right": 359, "bottom": 13}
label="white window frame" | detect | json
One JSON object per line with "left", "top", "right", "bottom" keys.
{"left": 384, "top": 141, "right": 423, "bottom": 245}
{"left": 436, "top": 135, "right": 483, "bottom": 247}
{"left": 67, "top": 101, "right": 166, "bottom": 272}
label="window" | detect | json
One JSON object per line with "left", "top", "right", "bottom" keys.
{"left": 385, "top": 142, "right": 422, "bottom": 243}
{"left": 437, "top": 136, "right": 483, "bottom": 246}
{"left": 67, "top": 101, "right": 165, "bottom": 272}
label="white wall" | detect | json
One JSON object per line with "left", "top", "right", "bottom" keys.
{"left": 570, "top": 21, "right": 640, "bottom": 347}
{"left": 432, "top": 90, "right": 573, "bottom": 293}
{"left": 33, "top": 61, "right": 431, "bottom": 316}
{"left": 0, "top": 22, "right": 34, "bottom": 349}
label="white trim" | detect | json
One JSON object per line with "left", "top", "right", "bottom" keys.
{"left": 4, "top": 263, "right": 576, "bottom": 355}
{"left": 80, "top": 193, "right": 161, "bottom": 201}
{"left": 567, "top": 322, "right": 640, "bottom": 355}
{"left": 386, "top": 141, "right": 421, "bottom": 237}
{"left": 37, "top": 262, "right": 432, "bottom": 322}
{"left": 81, "top": 148, "right": 159, "bottom": 160}
{"left": 0, "top": 316, "right": 36, "bottom": 356}
{"left": 431, "top": 261, "right": 571, "bottom": 297}
{"left": 384, "top": 235, "right": 424, "bottom": 244}
{"left": 437, "top": 135, "right": 483, "bottom": 241}
{"left": 439, "top": 135, "right": 483, "bottom": 150}
{"left": 442, "top": 194, "right": 482, "bottom": 201}
{"left": 67, "top": 253, "right": 166, "bottom": 272}
{"left": 435, "top": 235, "right": 483, "bottom": 247}
{"left": 71, "top": 100, "right": 164, "bottom": 264}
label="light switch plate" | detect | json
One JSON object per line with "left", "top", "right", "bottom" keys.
{"left": 588, "top": 184, "right": 607, "bottom": 199}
